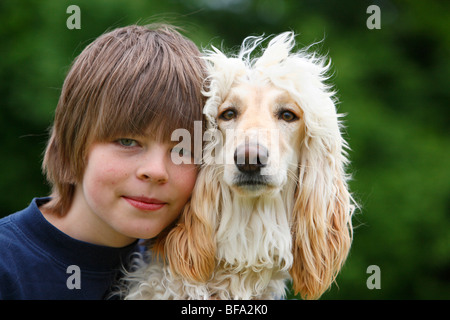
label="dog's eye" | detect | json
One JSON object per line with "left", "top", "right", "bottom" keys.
{"left": 219, "top": 109, "right": 237, "bottom": 121}
{"left": 278, "top": 110, "right": 298, "bottom": 122}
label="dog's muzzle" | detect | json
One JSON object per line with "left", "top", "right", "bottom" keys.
{"left": 234, "top": 143, "right": 269, "bottom": 174}
{"left": 233, "top": 143, "right": 271, "bottom": 191}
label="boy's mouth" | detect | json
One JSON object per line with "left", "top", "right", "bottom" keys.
{"left": 122, "top": 196, "right": 167, "bottom": 211}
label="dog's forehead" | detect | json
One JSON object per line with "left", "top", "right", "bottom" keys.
{"left": 224, "top": 83, "right": 294, "bottom": 108}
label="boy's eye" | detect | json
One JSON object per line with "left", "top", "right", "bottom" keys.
{"left": 116, "top": 138, "right": 139, "bottom": 147}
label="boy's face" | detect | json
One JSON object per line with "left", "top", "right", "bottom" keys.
{"left": 70, "top": 135, "right": 197, "bottom": 246}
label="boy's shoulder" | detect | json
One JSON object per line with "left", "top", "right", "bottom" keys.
{"left": 0, "top": 198, "right": 73, "bottom": 299}
{"left": 0, "top": 198, "right": 140, "bottom": 299}
{"left": 0, "top": 202, "right": 34, "bottom": 248}
{"left": 0, "top": 200, "right": 42, "bottom": 299}
{"left": 0, "top": 213, "right": 15, "bottom": 239}
{"left": 0, "top": 199, "right": 48, "bottom": 266}
{"left": 0, "top": 198, "right": 47, "bottom": 245}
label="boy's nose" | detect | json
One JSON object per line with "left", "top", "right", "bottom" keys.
{"left": 137, "top": 152, "right": 169, "bottom": 184}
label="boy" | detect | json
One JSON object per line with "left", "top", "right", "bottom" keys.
{"left": 0, "top": 24, "right": 206, "bottom": 299}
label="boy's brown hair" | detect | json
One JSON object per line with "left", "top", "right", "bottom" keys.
{"left": 43, "top": 24, "right": 206, "bottom": 215}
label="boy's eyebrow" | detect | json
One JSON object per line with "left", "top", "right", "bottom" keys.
{"left": 109, "top": 132, "right": 147, "bottom": 140}
{"left": 131, "top": 133, "right": 148, "bottom": 139}
{"left": 117, "top": 130, "right": 175, "bottom": 143}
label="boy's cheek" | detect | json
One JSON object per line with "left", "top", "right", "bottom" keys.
{"left": 178, "top": 166, "right": 198, "bottom": 190}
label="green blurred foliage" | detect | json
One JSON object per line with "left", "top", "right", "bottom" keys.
{"left": 1, "top": 0, "right": 448, "bottom": 299}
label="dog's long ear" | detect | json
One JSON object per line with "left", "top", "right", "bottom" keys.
{"left": 290, "top": 119, "right": 354, "bottom": 300}
{"left": 155, "top": 167, "right": 218, "bottom": 283}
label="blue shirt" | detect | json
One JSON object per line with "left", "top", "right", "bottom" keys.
{"left": 0, "top": 198, "right": 138, "bottom": 299}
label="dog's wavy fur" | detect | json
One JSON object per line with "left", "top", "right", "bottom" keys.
{"left": 122, "top": 32, "right": 355, "bottom": 300}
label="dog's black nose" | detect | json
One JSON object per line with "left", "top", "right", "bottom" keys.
{"left": 234, "top": 144, "right": 268, "bottom": 173}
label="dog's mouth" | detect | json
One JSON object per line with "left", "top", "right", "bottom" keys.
{"left": 233, "top": 174, "right": 272, "bottom": 192}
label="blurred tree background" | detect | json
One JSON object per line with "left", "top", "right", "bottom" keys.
{"left": 0, "top": 0, "right": 448, "bottom": 299}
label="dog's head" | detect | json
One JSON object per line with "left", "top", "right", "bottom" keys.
{"left": 202, "top": 32, "right": 337, "bottom": 199}
{"left": 209, "top": 81, "right": 304, "bottom": 197}
{"left": 158, "top": 32, "right": 355, "bottom": 299}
